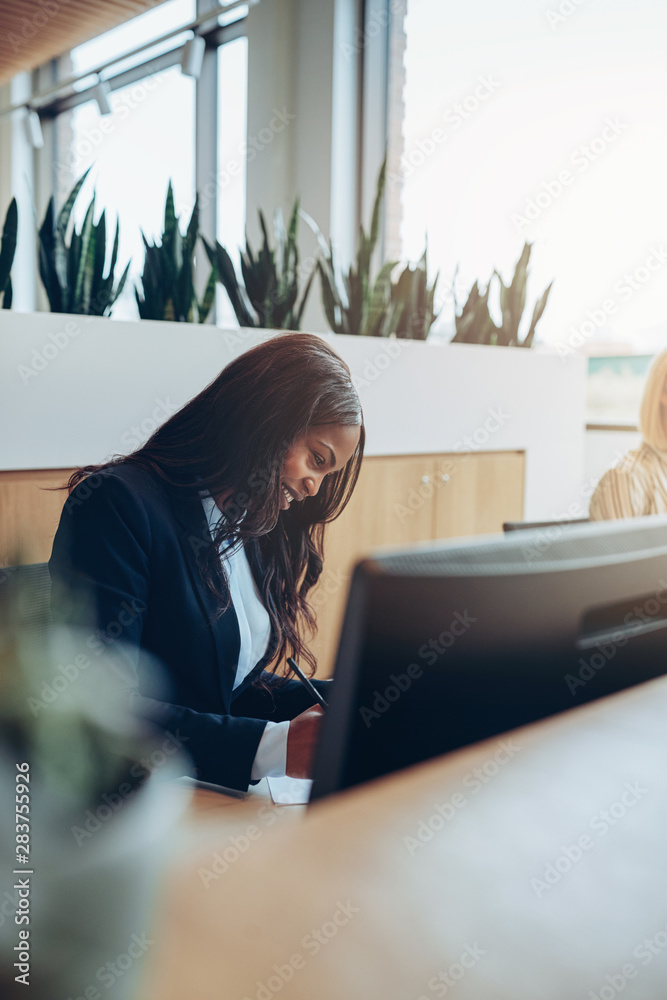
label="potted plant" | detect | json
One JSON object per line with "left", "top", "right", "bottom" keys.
{"left": 204, "top": 199, "right": 315, "bottom": 330}
{"left": 136, "top": 180, "right": 216, "bottom": 323}
{"left": 451, "top": 241, "right": 553, "bottom": 347}
{"left": 389, "top": 246, "right": 440, "bottom": 340}
{"left": 0, "top": 197, "right": 17, "bottom": 309}
{"left": 0, "top": 565, "right": 191, "bottom": 998}
{"left": 38, "top": 168, "right": 131, "bottom": 317}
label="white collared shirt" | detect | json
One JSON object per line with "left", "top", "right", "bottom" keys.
{"left": 200, "top": 492, "right": 289, "bottom": 780}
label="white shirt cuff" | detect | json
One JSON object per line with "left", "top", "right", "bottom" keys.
{"left": 250, "top": 720, "right": 290, "bottom": 780}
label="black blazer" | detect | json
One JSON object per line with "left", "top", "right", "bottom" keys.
{"left": 48, "top": 462, "right": 326, "bottom": 790}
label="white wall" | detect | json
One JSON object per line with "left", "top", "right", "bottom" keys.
{"left": 0, "top": 311, "right": 587, "bottom": 521}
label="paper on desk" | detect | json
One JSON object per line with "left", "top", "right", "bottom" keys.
{"left": 267, "top": 776, "right": 312, "bottom": 805}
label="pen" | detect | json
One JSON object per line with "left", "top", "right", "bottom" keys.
{"left": 287, "top": 657, "right": 328, "bottom": 709}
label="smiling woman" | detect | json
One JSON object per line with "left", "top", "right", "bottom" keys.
{"left": 47, "top": 332, "right": 365, "bottom": 790}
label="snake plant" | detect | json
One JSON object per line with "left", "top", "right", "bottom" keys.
{"left": 203, "top": 200, "right": 314, "bottom": 330}
{"left": 0, "top": 197, "right": 17, "bottom": 309}
{"left": 452, "top": 242, "right": 552, "bottom": 347}
{"left": 304, "top": 156, "right": 399, "bottom": 337}
{"left": 389, "top": 246, "right": 440, "bottom": 339}
{"left": 38, "top": 168, "right": 130, "bottom": 316}
{"left": 135, "top": 181, "right": 216, "bottom": 323}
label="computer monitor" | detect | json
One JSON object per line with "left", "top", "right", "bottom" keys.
{"left": 310, "top": 514, "right": 667, "bottom": 801}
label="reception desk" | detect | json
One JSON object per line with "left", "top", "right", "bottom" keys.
{"left": 140, "top": 674, "right": 667, "bottom": 1000}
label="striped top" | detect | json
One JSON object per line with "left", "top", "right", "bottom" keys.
{"left": 589, "top": 442, "right": 667, "bottom": 520}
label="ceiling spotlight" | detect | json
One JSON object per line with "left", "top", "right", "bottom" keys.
{"left": 93, "top": 78, "right": 112, "bottom": 116}
{"left": 24, "top": 108, "right": 44, "bottom": 149}
{"left": 181, "top": 35, "right": 206, "bottom": 79}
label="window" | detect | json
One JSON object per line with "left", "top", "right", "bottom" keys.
{"left": 55, "top": 68, "right": 196, "bottom": 320}
{"left": 395, "top": 0, "right": 667, "bottom": 352}
{"left": 43, "top": 0, "right": 248, "bottom": 321}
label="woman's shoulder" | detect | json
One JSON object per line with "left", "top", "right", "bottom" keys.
{"left": 606, "top": 442, "right": 662, "bottom": 478}
{"left": 589, "top": 442, "right": 663, "bottom": 519}
{"left": 63, "top": 461, "right": 172, "bottom": 518}
{"left": 633, "top": 441, "right": 667, "bottom": 474}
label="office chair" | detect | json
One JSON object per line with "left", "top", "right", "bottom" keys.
{"left": 503, "top": 518, "right": 589, "bottom": 533}
{"left": 0, "top": 563, "right": 52, "bottom": 637}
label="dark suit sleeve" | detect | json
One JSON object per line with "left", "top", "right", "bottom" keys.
{"left": 231, "top": 673, "right": 333, "bottom": 721}
{"left": 48, "top": 473, "right": 268, "bottom": 791}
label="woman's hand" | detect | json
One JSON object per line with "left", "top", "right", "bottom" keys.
{"left": 285, "top": 705, "right": 324, "bottom": 779}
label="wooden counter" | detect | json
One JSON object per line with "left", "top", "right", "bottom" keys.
{"left": 140, "top": 675, "right": 667, "bottom": 1000}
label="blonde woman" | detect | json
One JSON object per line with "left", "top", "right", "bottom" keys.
{"left": 589, "top": 349, "right": 667, "bottom": 520}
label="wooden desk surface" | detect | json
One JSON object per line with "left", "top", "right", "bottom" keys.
{"left": 141, "top": 678, "right": 667, "bottom": 1000}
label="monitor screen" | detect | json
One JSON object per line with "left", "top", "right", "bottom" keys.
{"left": 310, "top": 515, "right": 667, "bottom": 801}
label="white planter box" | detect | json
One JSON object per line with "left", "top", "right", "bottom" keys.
{"left": 0, "top": 311, "right": 587, "bottom": 520}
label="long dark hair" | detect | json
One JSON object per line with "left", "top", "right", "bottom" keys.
{"left": 62, "top": 333, "right": 365, "bottom": 677}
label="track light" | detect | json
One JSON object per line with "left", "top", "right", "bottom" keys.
{"left": 93, "top": 78, "right": 112, "bottom": 116}
{"left": 180, "top": 35, "right": 206, "bottom": 79}
{"left": 24, "top": 108, "right": 44, "bottom": 149}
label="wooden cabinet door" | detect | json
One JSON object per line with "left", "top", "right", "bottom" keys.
{"left": 432, "top": 451, "right": 525, "bottom": 539}
{"left": 309, "top": 454, "right": 437, "bottom": 677}
{"left": 310, "top": 450, "right": 525, "bottom": 675}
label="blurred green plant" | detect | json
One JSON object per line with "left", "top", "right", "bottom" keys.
{"left": 0, "top": 560, "right": 147, "bottom": 806}
{"left": 204, "top": 200, "right": 315, "bottom": 329}
{"left": 38, "top": 168, "right": 130, "bottom": 316}
{"left": 304, "top": 156, "right": 399, "bottom": 337}
{"left": 136, "top": 180, "right": 216, "bottom": 323}
{"left": 389, "top": 246, "right": 440, "bottom": 339}
{"left": 451, "top": 241, "right": 553, "bottom": 347}
{"left": 0, "top": 197, "right": 17, "bottom": 309}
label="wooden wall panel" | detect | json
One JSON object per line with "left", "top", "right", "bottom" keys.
{"left": 0, "top": 469, "right": 72, "bottom": 566}
{"left": 0, "top": 454, "right": 525, "bottom": 676}
{"left": 310, "top": 451, "right": 526, "bottom": 677}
